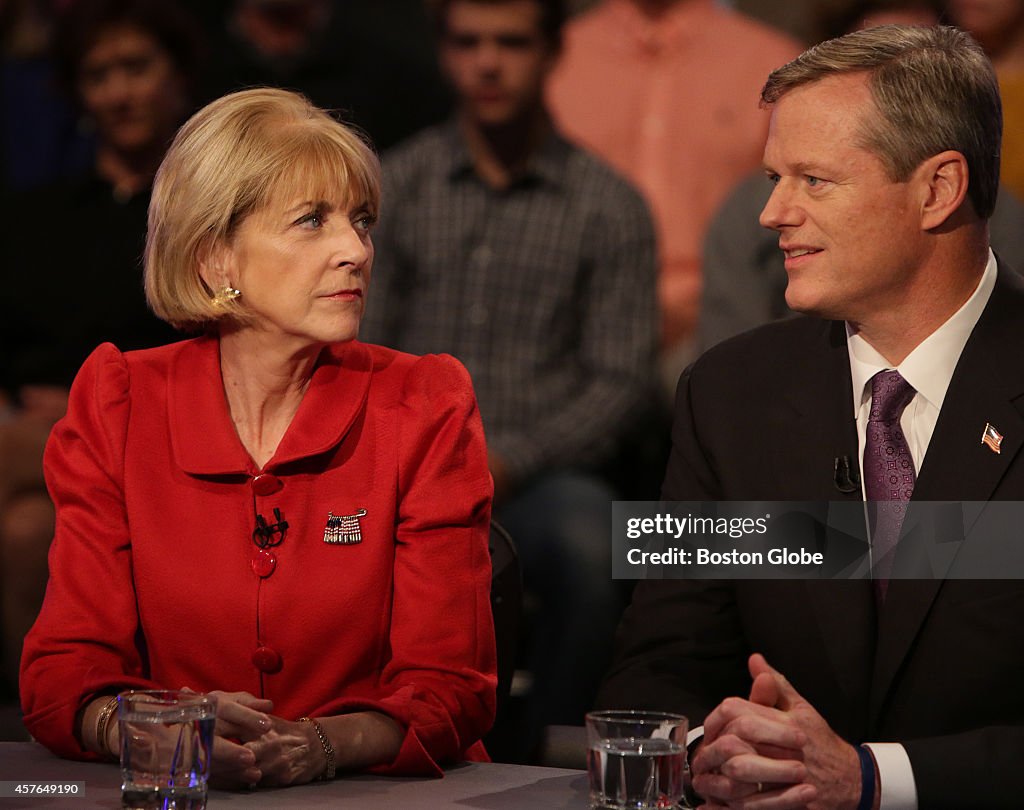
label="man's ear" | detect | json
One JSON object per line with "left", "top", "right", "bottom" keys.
{"left": 918, "top": 150, "right": 970, "bottom": 230}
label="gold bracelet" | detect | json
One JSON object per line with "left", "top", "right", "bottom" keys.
{"left": 95, "top": 697, "right": 120, "bottom": 760}
{"left": 299, "top": 717, "right": 336, "bottom": 780}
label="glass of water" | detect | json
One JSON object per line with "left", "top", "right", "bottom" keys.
{"left": 586, "top": 709, "right": 689, "bottom": 810}
{"left": 118, "top": 689, "right": 217, "bottom": 810}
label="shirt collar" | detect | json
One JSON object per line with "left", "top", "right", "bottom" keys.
{"left": 441, "top": 117, "right": 570, "bottom": 189}
{"left": 847, "top": 249, "right": 997, "bottom": 417}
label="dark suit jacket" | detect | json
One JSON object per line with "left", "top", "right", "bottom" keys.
{"left": 600, "top": 264, "right": 1024, "bottom": 808}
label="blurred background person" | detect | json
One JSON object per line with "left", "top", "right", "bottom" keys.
{"left": 946, "top": 0, "right": 1024, "bottom": 201}
{"left": 826, "top": 0, "right": 942, "bottom": 29}
{"left": 21, "top": 87, "right": 496, "bottom": 785}
{"left": 361, "top": 0, "right": 659, "bottom": 763}
{"left": 197, "top": 0, "right": 452, "bottom": 151}
{"left": 698, "top": 0, "right": 1024, "bottom": 351}
{"left": 0, "top": 0, "right": 201, "bottom": 703}
{"left": 733, "top": 0, "right": 849, "bottom": 43}
{"left": 545, "top": 0, "right": 802, "bottom": 390}
{"left": 0, "top": 0, "right": 92, "bottom": 198}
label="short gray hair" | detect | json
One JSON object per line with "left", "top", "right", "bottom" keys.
{"left": 761, "top": 25, "right": 1001, "bottom": 218}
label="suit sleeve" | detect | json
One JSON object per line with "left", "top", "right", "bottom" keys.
{"left": 325, "top": 353, "right": 497, "bottom": 775}
{"left": 20, "top": 344, "right": 159, "bottom": 759}
{"left": 597, "top": 364, "right": 750, "bottom": 721}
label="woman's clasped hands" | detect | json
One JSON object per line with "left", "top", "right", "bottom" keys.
{"left": 201, "top": 690, "right": 327, "bottom": 789}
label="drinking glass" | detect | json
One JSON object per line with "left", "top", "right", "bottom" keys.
{"left": 586, "top": 709, "right": 689, "bottom": 810}
{"left": 118, "top": 689, "right": 216, "bottom": 810}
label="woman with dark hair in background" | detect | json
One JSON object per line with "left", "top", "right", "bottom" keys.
{"left": 0, "top": 0, "right": 202, "bottom": 699}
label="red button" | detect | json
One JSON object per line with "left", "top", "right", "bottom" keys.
{"left": 251, "top": 549, "right": 276, "bottom": 578}
{"left": 251, "top": 646, "right": 282, "bottom": 673}
{"left": 251, "top": 474, "right": 283, "bottom": 496}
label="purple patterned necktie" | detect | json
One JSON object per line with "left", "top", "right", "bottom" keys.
{"left": 863, "top": 370, "right": 917, "bottom": 600}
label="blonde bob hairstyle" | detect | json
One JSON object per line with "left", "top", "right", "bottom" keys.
{"left": 145, "top": 87, "right": 381, "bottom": 330}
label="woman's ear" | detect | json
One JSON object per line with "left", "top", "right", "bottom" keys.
{"left": 197, "top": 240, "right": 233, "bottom": 293}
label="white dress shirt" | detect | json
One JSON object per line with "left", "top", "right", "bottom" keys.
{"left": 846, "top": 250, "right": 996, "bottom": 810}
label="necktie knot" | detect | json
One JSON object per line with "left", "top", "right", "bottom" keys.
{"left": 864, "top": 368, "right": 916, "bottom": 503}
{"left": 869, "top": 370, "right": 915, "bottom": 425}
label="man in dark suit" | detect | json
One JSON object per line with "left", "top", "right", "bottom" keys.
{"left": 599, "top": 25, "right": 1024, "bottom": 810}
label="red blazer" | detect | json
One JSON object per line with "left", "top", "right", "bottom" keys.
{"left": 20, "top": 337, "right": 496, "bottom": 776}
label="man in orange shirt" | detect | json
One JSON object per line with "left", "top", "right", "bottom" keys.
{"left": 546, "top": 0, "right": 800, "bottom": 380}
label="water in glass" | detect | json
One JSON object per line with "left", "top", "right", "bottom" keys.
{"left": 120, "top": 695, "right": 215, "bottom": 810}
{"left": 588, "top": 736, "right": 686, "bottom": 809}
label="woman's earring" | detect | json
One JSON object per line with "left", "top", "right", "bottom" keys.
{"left": 211, "top": 286, "right": 241, "bottom": 306}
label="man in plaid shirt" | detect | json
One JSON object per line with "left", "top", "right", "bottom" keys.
{"left": 361, "top": 0, "right": 658, "bottom": 759}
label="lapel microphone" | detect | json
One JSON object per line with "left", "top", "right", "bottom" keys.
{"left": 253, "top": 507, "right": 288, "bottom": 548}
{"left": 834, "top": 455, "right": 860, "bottom": 494}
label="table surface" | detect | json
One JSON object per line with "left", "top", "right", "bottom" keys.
{"left": 0, "top": 742, "right": 589, "bottom": 808}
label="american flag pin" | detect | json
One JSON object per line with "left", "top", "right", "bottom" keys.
{"left": 323, "top": 509, "right": 367, "bottom": 544}
{"left": 982, "top": 423, "right": 1004, "bottom": 454}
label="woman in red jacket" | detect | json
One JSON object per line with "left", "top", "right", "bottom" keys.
{"left": 19, "top": 87, "right": 496, "bottom": 788}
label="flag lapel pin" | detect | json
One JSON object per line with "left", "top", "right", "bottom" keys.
{"left": 323, "top": 509, "right": 368, "bottom": 544}
{"left": 982, "top": 423, "right": 1004, "bottom": 454}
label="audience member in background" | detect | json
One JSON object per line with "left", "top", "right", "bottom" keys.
{"left": 947, "top": 0, "right": 1024, "bottom": 201}
{"left": 732, "top": 0, "right": 938, "bottom": 44}
{"left": 545, "top": 0, "right": 801, "bottom": 387}
{"left": 731, "top": 0, "right": 856, "bottom": 44}
{"left": 0, "top": 0, "right": 200, "bottom": 697}
{"left": 825, "top": 0, "right": 942, "bottom": 31}
{"left": 699, "top": 0, "right": 1024, "bottom": 350}
{"left": 361, "top": 0, "right": 659, "bottom": 761}
{"left": 199, "top": 0, "right": 451, "bottom": 151}
{"left": 21, "top": 87, "right": 496, "bottom": 782}
{"left": 0, "top": 0, "right": 92, "bottom": 197}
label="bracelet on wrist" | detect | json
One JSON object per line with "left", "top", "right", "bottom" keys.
{"left": 856, "top": 744, "right": 876, "bottom": 810}
{"left": 300, "top": 717, "right": 336, "bottom": 780}
{"left": 95, "top": 696, "right": 120, "bottom": 761}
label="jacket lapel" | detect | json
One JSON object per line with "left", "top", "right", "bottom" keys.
{"left": 269, "top": 342, "right": 372, "bottom": 467}
{"left": 788, "top": 321, "right": 877, "bottom": 707}
{"left": 780, "top": 320, "right": 864, "bottom": 499}
{"left": 913, "top": 267, "right": 1024, "bottom": 501}
{"left": 169, "top": 336, "right": 251, "bottom": 475}
{"left": 870, "top": 265, "right": 1024, "bottom": 726}
{"left": 169, "top": 337, "right": 373, "bottom": 475}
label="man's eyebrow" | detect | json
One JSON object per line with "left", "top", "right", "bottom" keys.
{"left": 761, "top": 160, "right": 830, "bottom": 175}
{"left": 792, "top": 161, "right": 826, "bottom": 174}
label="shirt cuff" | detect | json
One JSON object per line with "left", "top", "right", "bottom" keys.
{"left": 863, "top": 742, "right": 917, "bottom": 809}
